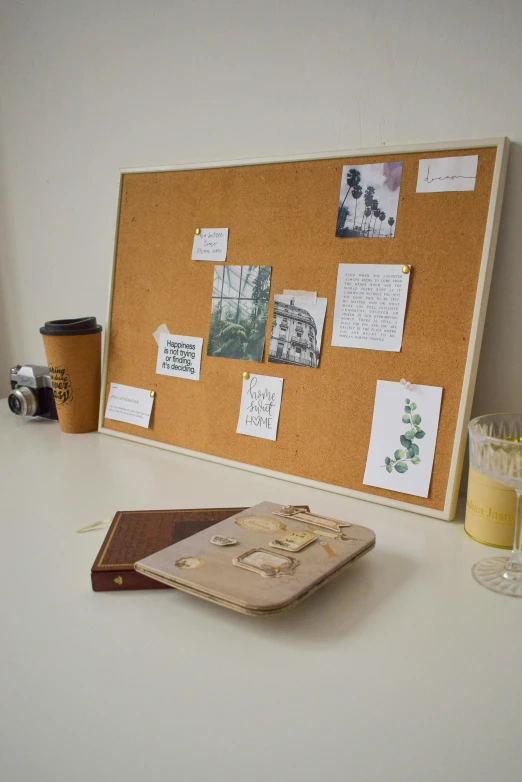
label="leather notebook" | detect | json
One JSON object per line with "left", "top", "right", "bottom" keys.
{"left": 91, "top": 507, "right": 246, "bottom": 591}
{"left": 135, "top": 501, "right": 376, "bottom": 615}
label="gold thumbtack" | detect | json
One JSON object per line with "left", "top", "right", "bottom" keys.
{"left": 195, "top": 228, "right": 200, "bottom": 235}
{"left": 402, "top": 265, "right": 410, "bottom": 274}
{"left": 242, "top": 371, "right": 250, "bottom": 380}
{"left": 150, "top": 390, "right": 155, "bottom": 397}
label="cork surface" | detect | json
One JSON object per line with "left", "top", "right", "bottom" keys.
{"left": 103, "top": 147, "right": 497, "bottom": 510}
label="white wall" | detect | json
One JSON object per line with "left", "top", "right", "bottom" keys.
{"left": 1, "top": 0, "right": 521, "bottom": 415}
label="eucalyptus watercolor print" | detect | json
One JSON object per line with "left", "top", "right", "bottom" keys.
{"left": 384, "top": 398, "right": 424, "bottom": 473}
{"left": 363, "top": 381, "right": 443, "bottom": 499}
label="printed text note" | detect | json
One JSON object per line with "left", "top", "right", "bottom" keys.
{"left": 105, "top": 383, "right": 154, "bottom": 429}
{"left": 156, "top": 334, "right": 203, "bottom": 380}
{"left": 331, "top": 264, "right": 410, "bottom": 352}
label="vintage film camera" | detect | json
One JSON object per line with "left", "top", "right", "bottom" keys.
{"left": 8, "top": 365, "right": 58, "bottom": 420}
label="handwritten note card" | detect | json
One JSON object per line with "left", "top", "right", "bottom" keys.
{"left": 236, "top": 374, "right": 283, "bottom": 441}
{"left": 156, "top": 334, "right": 203, "bottom": 380}
{"left": 105, "top": 383, "right": 155, "bottom": 429}
{"left": 416, "top": 155, "right": 478, "bottom": 192}
{"left": 363, "top": 380, "right": 443, "bottom": 498}
{"left": 331, "top": 264, "right": 410, "bottom": 352}
{"left": 192, "top": 228, "right": 229, "bottom": 261}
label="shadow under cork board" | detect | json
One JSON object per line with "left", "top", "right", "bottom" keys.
{"left": 99, "top": 138, "right": 509, "bottom": 520}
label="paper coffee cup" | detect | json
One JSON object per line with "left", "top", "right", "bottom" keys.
{"left": 40, "top": 317, "right": 102, "bottom": 434}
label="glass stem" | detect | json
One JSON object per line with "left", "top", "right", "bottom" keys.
{"left": 506, "top": 491, "right": 522, "bottom": 574}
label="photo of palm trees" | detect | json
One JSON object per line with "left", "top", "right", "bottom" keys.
{"left": 207, "top": 265, "right": 272, "bottom": 362}
{"left": 335, "top": 162, "right": 403, "bottom": 238}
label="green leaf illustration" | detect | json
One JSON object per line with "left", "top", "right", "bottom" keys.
{"left": 402, "top": 414, "right": 410, "bottom": 423}
{"left": 386, "top": 464, "right": 393, "bottom": 473}
{"left": 400, "top": 435, "right": 411, "bottom": 449}
{"left": 405, "top": 447, "right": 416, "bottom": 459}
{"left": 415, "top": 430, "right": 426, "bottom": 439}
{"left": 405, "top": 398, "right": 410, "bottom": 405}
{"left": 404, "top": 430, "right": 416, "bottom": 440}
{"left": 412, "top": 414, "right": 421, "bottom": 425}
{"left": 394, "top": 449, "right": 405, "bottom": 460}
{"left": 385, "top": 456, "right": 391, "bottom": 465}
{"left": 404, "top": 405, "right": 411, "bottom": 414}
{"left": 411, "top": 456, "right": 421, "bottom": 464}
{"left": 410, "top": 402, "right": 417, "bottom": 411}
{"left": 411, "top": 442, "right": 420, "bottom": 455}
{"left": 394, "top": 462, "right": 408, "bottom": 473}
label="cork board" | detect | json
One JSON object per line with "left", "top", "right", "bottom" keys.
{"left": 100, "top": 139, "right": 509, "bottom": 520}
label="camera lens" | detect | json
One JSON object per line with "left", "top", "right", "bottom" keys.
{"left": 7, "top": 387, "right": 38, "bottom": 417}
{"left": 8, "top": 393, "right": 22, "bottom": 414}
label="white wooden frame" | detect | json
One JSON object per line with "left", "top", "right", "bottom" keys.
{"left": 99, "top": 137, "right": 510, "bottom": 521}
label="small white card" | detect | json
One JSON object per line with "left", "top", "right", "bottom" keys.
{"left": 105, "top": 382, "right": 155, "bottom": 429}
{"left": 236, "top": 374, "right": 283, "bottom": 441}
{"left": 416, "top": 155, "right": 478, "bottom": 193}
{"left": 156, "top": 334, "right": 203, "bottom": 380}
{"left": 192, "top": 228, "right": 229, "bottom": 261}
{"left": 363, "top": 381, "right": 443, "bottom": 498}
{"left": 331, "top": 264, "right": 410, "bottom": 352}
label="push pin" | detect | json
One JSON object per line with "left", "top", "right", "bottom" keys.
{"left": 399, "top": 378, "right": 412, "bottom": 391}
{"left": 195, "top": 228, "right": 201, "bottom": 235}
{"left": 242, "top": 371, "right": 250, "bottom": 380}
{"left": 150, "top": 390, "right": 156, "bottom": 397}
{"left": 402, "top": 265, "right": 411, "bottom": 274}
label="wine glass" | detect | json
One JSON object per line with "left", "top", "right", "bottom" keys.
{"left": 468, "top": 413, "right": 522, "bottom": 596}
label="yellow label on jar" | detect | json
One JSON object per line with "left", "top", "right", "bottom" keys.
{"left": 465, "top": 467, "right": 516, "bottom": 548}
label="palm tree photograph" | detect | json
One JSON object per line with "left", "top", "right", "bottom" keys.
{"left": 207, "top": 265, "right": 272, "bottom": 362}
{"left": 335, "top": 162, "right": 403, "bottom": 238}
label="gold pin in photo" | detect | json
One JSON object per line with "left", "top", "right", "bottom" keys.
{"left": 195, "top": 227, "right": 201, "bottom": 235}
{"left": 242, "top": 371, "right": 250, "bottom": 379}
{"left": 150, "top": 390, "right": 155, "bottom": 397}
{"left": 402, "top": 265, "right": 411, "bottom": 274}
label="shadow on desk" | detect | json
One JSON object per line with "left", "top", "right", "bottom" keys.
{"left": 178, "top": 549, "right": 415, "bottom": 644}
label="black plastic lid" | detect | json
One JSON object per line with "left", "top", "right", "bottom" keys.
{"left": 40, "top": 317, "right": 102, "bottom": 337}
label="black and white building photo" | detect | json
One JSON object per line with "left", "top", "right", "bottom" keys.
{"left": 268, "top": 296, "right": 327, "bottom": 368}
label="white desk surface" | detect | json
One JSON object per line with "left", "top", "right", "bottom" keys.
{"left": 0, "top": 403, "right": 519, "bottom": 782}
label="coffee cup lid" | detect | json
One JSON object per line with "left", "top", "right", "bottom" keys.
{"left": 40, "top": 317, "right": 102, "bottom": 337}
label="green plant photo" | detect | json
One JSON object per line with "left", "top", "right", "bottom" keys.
{"left": 383, "top": 398, "right": 425, "bottom": 474}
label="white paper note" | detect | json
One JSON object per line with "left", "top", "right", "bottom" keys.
{"left": 416, "top": 155, "right": 478, "bottom": 193}
{"left": 331, "top": 264, "right": 410, "bottom": 352}
{"left": 156, "top": 334, "right": 203, "bottom": 381}
{"left": 236, "top": 374, "right": 283, "bottom": 441}
{"left": 105, "top": 383, "right": 155, "bottom": 429}
{"left": 363, "top": 380, "right": 443, "bottom": 498}
{"left": 192, "top": 228, "right": 229, "bottom": 261}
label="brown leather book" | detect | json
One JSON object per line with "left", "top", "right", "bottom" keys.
{"left": 91, "top": 507, "right": 246, "bottom": 591}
